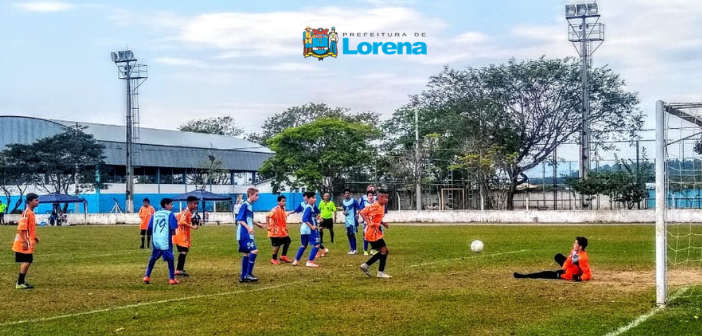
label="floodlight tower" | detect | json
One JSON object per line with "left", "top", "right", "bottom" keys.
{"left": 111, "top": 50, "right": 147, "bottom": 213}
{"left": 565, "top": 2, "right": 604, "bottom": 208}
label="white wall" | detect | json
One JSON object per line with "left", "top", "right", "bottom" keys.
{"left": 4, "top": 209, "right": 701, "bottom": 225}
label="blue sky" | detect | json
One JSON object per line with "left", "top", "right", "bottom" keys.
{"left": 1, "top": 0, "right": 701, "bottom": 164}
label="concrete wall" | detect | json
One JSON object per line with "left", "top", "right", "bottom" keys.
{"left": 4, "top": 209, "right": 702, "bottom": 225}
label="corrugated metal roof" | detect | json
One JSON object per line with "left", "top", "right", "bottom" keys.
{"left": 0, "top": 116, "right": 273, "bottom": 170}
{"left": 102, "top": 142, "right": 269, "bottom": 170}
{"left": 50, "top": 119, "right": 272, "bottom": 153}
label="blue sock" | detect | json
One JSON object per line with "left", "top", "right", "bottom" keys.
{"left": 308, "top": 246, "right": 319, "bottom": 262}
{"left": 295, "top": 245, "right": 306, "bottom": 261}
{"left": 363, "top": 240, "right": 368, "bottom": 251}
{"left": 167, "top": 259, "right": 175, "bottom": 279}
{"left": 350, "top": 235, "right": 357, "bottom": 251}
{"left": 240, "top": 255, "right": 249, "bottom": 280}
{"left": 248, "top": 253, "right": 257, "bottom": 275}
{"left": 145, "top": 257, "right": 157, "bottom": 277}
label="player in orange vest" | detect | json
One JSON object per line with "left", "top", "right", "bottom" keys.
{"left": 513, "top": 237, "right": 592, "bottom": 281}
{"left": 174, "top": 196, "right": 199, "bottom": 277}
{"left": 12, "top": 193, "right": 40, "bottom": 289}
{"left": 359, "top": 190, "right": 392, "bottom": 279}
{"left": 139, "top": 198, "right": 155, "bottom": 249}
{"left": 267, "top": 195, "right": 292, "bottom": 264}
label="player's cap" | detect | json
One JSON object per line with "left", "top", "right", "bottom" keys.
{"left": 305, "top": 26, "right": 311, "bottom": 30}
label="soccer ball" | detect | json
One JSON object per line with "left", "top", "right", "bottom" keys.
{"left": 470, "top": 240, "right": 484, "bottom": 253}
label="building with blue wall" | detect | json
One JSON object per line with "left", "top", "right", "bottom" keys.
{"left": 0, "top": 116, "right": 300, "bottom": 213}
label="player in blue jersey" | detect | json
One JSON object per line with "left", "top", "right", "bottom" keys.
{"left": 293, "top": 191, "right": 321, "bottom": 267}
{"left": 143, "top": 198, "right": 179, "bottom": 285}
{"left": 293, "top": 191, "right": 327, "bottom": 257}
{"left": 342, "top": 189, "right": 361, "bottom": 254}
{"left": 237, "top": 187, "right": 266, "bottom": 283}
{"left": 359, "top": 190, "right": 375, "bottom": 255}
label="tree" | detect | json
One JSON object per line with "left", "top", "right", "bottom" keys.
{"left": 567, "top": 155, "right": 652, "bottom": 209}
{"left": 259, "top": 118, "right": 381, "bottom": 194}
{"left": 385, "top": 57, "right": 643, "bottom": 209}
{"left": 0, "top": 153, "right": 38, "bottom": 213}
{"left": 247, "top": 103, "right": 380, "bottom": 145}
{"left": 3, "top": 125, "right": 107, "bottom": 199}
{"left": 179, "top": 116, "right": 244, "bottom": 137}
{"left": 188, "top": 154, "right": 230, "bottom": 189}
{"left": 376, "top": 133, "right": 441, "bottom": 209}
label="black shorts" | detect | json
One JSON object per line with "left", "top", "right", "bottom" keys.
{"left": 176, "top": 245, "right": 189, "bottom": 253}
{"left": 270, "top": 236, "right": 292, "bottom": 247}
{"left": 369, "top": 239, "right": 387, "bottom": 250}
{"left": 320, "top": 218, "right": 334, "bottom": 229}
{"left": 140, "top": 229, "right": 147, "bottom": 235}
{"left": 15, "top": 252, "right": 33, "bottom": 263}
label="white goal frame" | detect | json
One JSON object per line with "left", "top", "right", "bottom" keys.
{"left": 655, "top": 100, "right": 702, "bottom": 305}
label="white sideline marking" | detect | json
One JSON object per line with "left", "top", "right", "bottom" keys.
{"left": 602, "top": 288, "right": 689, "bottom": 336}
{"left": 406, "top": 249, "right": 529, "bottom": 268}
{"left": 0, "top": 281, "right": 306, "bottom": 327}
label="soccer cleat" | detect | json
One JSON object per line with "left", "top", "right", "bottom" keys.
{"left": 360, "top": 263, "right": 372, "bottom": 277}
{"left": 175, "top": 270, "right": 190, "bottom": 277}
{"left": 245, "top": 275, "right": 259, "bottom": 282}
{"left": 239, "top": 277, "right": 250, "bottom": 283}
{"left": 143, "top": 276, "right": 150, "bottom": 284}
{"left": 305, "top": 261, "right": 320, "bottom": 268}
{"left": 324, "top": 247, "right": 329, "bottom": 253}
{"left": 377, "top": 272, "right": 392, "bottom": 279}
{"left": 280, "top": 256, "right": 292, "bottom": 263}
{"left": 316, "top": 252, "right": 321, "bottom": 258}
{"left": 169, "top": 279, "right": 180, "bottom": 285}
{"left": 271, "top": 259, "right": 280, "bottom": 265}
{"left": 513, "top": 272, "right": 525, "bottom": 279}
{"left": 140, "top": 245, "right": 145, "bottom": 249}
{"left": 363, "top": 251, "right": 369, "bottom": 256}
{"left": 292, "top": 260, "right": 299, "bottom": 266}
{"left": 370, "top": 249, "right": 377, "bottom": 255}
{"left": 347, "top": 250, "right": 357, "bottom": 255}
{"left": 15, "top": 282, "right": 34, "bottom": 290}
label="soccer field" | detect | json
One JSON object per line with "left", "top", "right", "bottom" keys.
{"left": 0, "top": 224, "right": 700, "bottom": 335}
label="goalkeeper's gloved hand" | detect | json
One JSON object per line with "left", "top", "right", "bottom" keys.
{"left": 572, "top": 275, "right": 581, "bottom": 282}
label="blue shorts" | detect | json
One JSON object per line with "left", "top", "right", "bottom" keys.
{"left": 300, "top": 231, "right": 320, "bottom": 247}
{"left": 149, "top": 249, "right": 174, "bottom": 262}
{"left": 238, "top": 238, "right": 257, "bottom": 253}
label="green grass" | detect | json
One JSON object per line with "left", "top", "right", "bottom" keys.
{"left": 0, "top": 224, "right": 700, "bottom": 335}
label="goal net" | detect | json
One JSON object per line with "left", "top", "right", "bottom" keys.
{"left": 656, "top": 101, "right": 702, "bottom": 305}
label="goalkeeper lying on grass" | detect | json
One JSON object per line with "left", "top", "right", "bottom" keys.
{"left": 514, "top": 236, "right": 592, "bottom": 282}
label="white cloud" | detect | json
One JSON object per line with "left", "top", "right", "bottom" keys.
{"left": 451, "top": 32, "right": 490, "bottom": 44}
{"left": 154, "top": 57, "right": 206, "bottom": 67}
{"left": 172, "top": 6, "right": 445, "bottom": 58}
{"left": 13, "top": 1, "right": 75, "bottom": 12}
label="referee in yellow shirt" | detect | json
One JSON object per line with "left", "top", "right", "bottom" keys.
{"left": 318, "top": 192, "right": 337, "bottom": 255}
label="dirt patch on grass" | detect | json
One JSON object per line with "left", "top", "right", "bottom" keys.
{"left": 593, "top": 269, "right": 702, "bottom": 292}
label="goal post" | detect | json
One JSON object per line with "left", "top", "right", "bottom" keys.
{"left": 656, "top": 100, "right": 702, "bottom": 306}
{"left": 655, "top": 100, "right": 667, "bottom": 306}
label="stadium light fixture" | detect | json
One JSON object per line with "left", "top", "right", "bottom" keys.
{"left": 565, "top": 2, "right": 604, "bottom": 209}
{"left": 587, "top": 2, "right": 598, "bottom": 15}
{"left": 111, "top": 49, "right": 147, "bottom": 213}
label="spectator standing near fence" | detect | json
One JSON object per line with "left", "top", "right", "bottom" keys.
{"left": 0, "top": 200, "right": 7, "bottom": 225}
